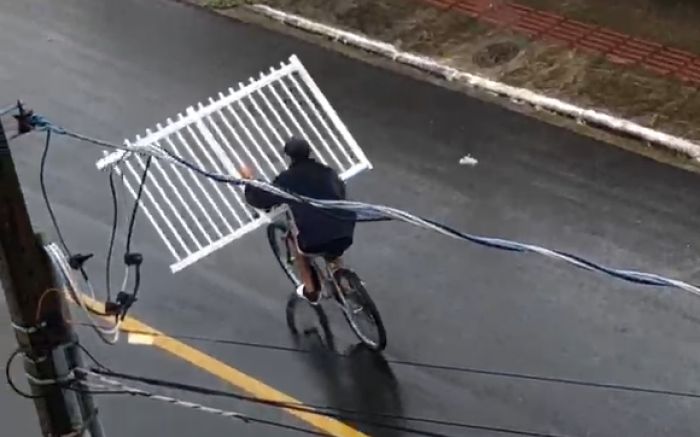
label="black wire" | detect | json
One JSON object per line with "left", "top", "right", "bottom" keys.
{"left": 131, "top": 264, "right": 142, "bottom": 303}
{"left": 163, "top": 149, "right": 386, "bottom": 224}
{"left": 382, "top": 357, "right": 700, "bottom": 401}
{"left": 5, "top": 351, "right": 119, "bottom": 437}
{"left": 75, "top": 343, "right": 112, "bottom": 372}
{"left": 118, "top": 156, "right": 151, "bottom": 315}
{"left": 61, "top": 344, "right": 124, "bottom": 396}
{"left": 40, "top": 132, "right": 108, "bottom": 317}
{"left": 236, "top": 416, "right": 328, "bottom": 436}
{"left": 40, "top": 130, "right": 71, "bottom": 253}
{"left": 90, "top": 367, "right": 564, "bottom": 437}
{"left": 5, "top": 349, "right": 45, "bottom": 399}
{"left": 63, "top": 383, "right": 134, "bottom": 396}
{"left": 5, "top": 346, "right": 135, "bottom": 399}
{"left": 105, "top": 171, "right": 119, "bottom": 302}
{"left": 125, "top": 156, "right": 152, "bottom": 255}
{"left": 42, "top": 129, "right": 699, "bottom": 421}
{"left": 90, "top": 367, "right": 455, "bottom": 437}
{"left": 112, "top": 388, "right": 329, "bottom": 436}
{"left": 87, "top": 324, "right": 700, "bottom": 402}
{"left": 63, "top": 350, "right": 326, "bottom": 436}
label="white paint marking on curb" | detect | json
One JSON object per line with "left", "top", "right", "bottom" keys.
{"left": 250, "top": 3, "right": 700, "bottom": 161}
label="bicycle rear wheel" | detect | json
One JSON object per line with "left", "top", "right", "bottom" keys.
{"left": 267, "top": 222, "right": 301, "bottom": 287}
{"left": 334, "top": 269, "right": 387, "bottom": 351}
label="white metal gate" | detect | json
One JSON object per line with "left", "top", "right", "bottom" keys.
{"left": 97, "top": 55, "right": 372, "bottom": 272}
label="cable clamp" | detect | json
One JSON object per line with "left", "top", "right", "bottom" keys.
{"left": 11, "top": 321, "right": 46, "bottom": 334}
{"left": 25, "top": 369, "right": 77, "bottom": 386}
{"left": 115, "top": 292, "right": 137, "bottom": 317}
{"left": 13, "top": 102, "right": 35, "bottom": 134}
{"left": 123, "top": 252, "right": 143, "bottom": 266}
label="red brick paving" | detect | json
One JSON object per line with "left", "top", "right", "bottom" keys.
{"left": 422, "top": 0, "right": 700, "bottom": 85}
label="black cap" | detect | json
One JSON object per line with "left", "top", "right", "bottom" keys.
{"left": 283, "top": 137, "right": 311, "bottom": 162}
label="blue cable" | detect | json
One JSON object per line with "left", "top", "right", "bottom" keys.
{"left": 30, "top": 112, "right": 700, "bottom": 297}
{"left": 30, "top": 115, "right": 66, "bottom": 134}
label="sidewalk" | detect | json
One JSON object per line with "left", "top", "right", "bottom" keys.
{"left": 201, "top": 0, "right": 700, "bottom": 156}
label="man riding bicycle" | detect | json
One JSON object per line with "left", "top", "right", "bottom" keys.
{"left": 241, "top": 137, "right": 356, "bottom": 304}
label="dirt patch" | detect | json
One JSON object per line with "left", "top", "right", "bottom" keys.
{"left": 500, "top": 43, "right": 700, "bottom": 141}
{"left": 202, "top": 0, "right": 700, "bottom": 145}
{"left": 473, "top": 41, "right": 522, "bottom": 68}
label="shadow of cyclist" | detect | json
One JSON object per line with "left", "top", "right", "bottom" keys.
{"left": 286, "top": 294, "right": 336, "bottom": 351}
{"left": 292, "top": 336, "right": 407, "bottom": 437}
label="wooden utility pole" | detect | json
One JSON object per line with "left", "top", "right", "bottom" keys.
{"left": 0, "top": 116, "right": 105, "bottom": 436}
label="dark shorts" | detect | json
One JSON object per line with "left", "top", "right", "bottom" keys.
{"left": 300, "top": 237, "right": 353, "bottom": 260}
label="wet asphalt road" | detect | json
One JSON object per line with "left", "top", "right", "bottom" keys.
{"left": 3, "top": 0, "right": 700, "bottom": 436}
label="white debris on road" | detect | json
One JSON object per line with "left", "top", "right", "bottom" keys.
{"left": 127, "top": 333, "right": 155, "bottom": 345}
{"left": 459, "top": 155, "right": 478, "bottom": 166}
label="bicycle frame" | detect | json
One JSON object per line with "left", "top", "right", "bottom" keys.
{"left": 274, "top": 207, "right": 345, "bottom": 304}
{"left": 270, "top": 207, "right": 387, "bottom": 350}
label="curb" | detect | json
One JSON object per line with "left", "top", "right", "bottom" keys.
{"left": 248, "top": 3, "right": 700, "bottom": 162}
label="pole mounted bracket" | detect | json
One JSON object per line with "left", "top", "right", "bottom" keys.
{"left": 68, "top": 253, "right": 93, "bottom": 270}
{"left": 13, "top": 101, "right": 34, "bottom": 134}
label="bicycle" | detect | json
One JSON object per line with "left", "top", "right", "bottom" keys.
{"left": 267, "top": 210, "right": 387, "bottom": 351}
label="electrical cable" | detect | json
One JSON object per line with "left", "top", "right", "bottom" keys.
{"left": 17, "top": 112, "right": 693, "bottom": 435}
{"left": 86, "top": 323, "right": 700, "bottom": 402}
{"left": 86, "top": 367, "right": 566, "bottom": 437}
{"left": 40, "top": 130, "right": 70, "bottom": 253}
{"left": 35, "top": 288, "right": 63, "bottom": 323}
{"left": 75, "top": 343, "right": 111, "bottom": 372}
{"left": 103, "top": 165, "right": 137, "bottom": 315}
{"left": 111, "top": 161, "right": 135, "bottom": 315}
{"left": 38, "top": 126, "right": 144, "bottom": 322}
{"left": 125, "top": 156, "right": 152, "bottom": 256}
{"left": 45, "top": 243, "right": 120, "bottom": 344}
{"left": 5, "top": 349, "right": 44, "bottom": 399}
{"left": 37, "top": 124, "right": 133, "bottom": 339}
{"left": 79, "top": 376, "right": 330, "bottom": 436}
{"left": 157, "top": 147, "right": 700, "bottom": 297}
{"left": 40, "top": 131, "right": 104, "bottom": 317}
{"left": 62, "top": 382, "right": 134, "bottom": 396}
{"left": 57, "top": 344, "right": 136, "bottom": 396}
{"left": 110, "top": 155, "right": 152, "bottom": 319}
{"left": 105, "top": 171, "right": 119, "bottom": 303}
{"left": 25, "top": 116, "right": 700, "bottom": 301}
{"left": 6, "top": 345, "right": 128, "bottom": 401}
{"left": 5, "top": 349, "right": 88, "bottom": 398}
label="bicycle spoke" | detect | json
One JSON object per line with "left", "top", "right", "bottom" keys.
{"left": 334, "top": 269, "right": 386, "bottom": 350}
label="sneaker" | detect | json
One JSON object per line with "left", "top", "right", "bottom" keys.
{"left": 296, "top": 284, "right": 320, "bottom": 305}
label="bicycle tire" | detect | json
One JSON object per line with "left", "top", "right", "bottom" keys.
{"left": 334, "top": 269, "right": 387, "bottom": 351}
{"left": 267, "top": 222, "right": 301, "bottom": 287}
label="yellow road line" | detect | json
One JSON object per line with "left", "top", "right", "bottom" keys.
{"left": 79, "top": 296, "right": 368, "bottom": 437}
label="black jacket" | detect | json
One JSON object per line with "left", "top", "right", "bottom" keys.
{"left": 244, "top": 159, "right": 356, "bottom": 249}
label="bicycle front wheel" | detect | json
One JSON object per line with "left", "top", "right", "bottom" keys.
{"left": 334, "top": 269, "right": 387, "bottom": 351}
{"left": 267, "top": 222, "right": 301, "bottom": 287}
